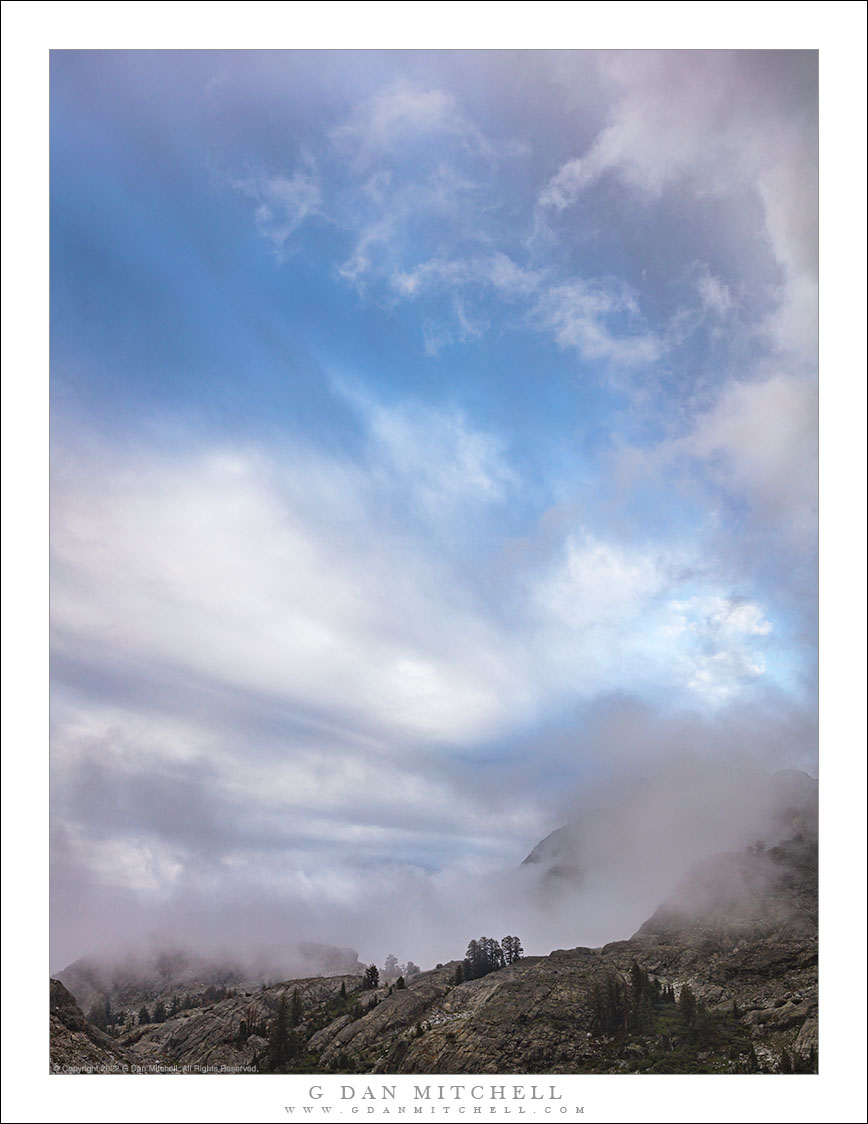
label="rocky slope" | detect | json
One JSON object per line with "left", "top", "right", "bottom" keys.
{"left": 50, "top": 979, "right": 136, "bottom": 1073}
{"left": 50, "top": 828, "right": 817, "bottom": 1075}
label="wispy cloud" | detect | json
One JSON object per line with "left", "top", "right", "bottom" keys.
{"left": 696, "top": 267, "right": 735, "bottom": 319}
{"left": 231, "top": 166, "right": 321, "bottom": 257}
{"left": 392, "top": 252, "right": 544, "bottom": 302}
{"left": 666, "top": 595, "right": 773, "bottom": 704}
{"left": 51, "top": 440, "right": 527, "bottom": 749}
{"left": 330, "top": 79, "right": 493, "bottom": 170}
{"left": 364, "top": 399, "right": 517, "bottom": 511}
{"left": 336, "top": 158, "right": 491, "bottom": 295}
{"left": 535, "top": 279, "right": 661, "bottom": 366}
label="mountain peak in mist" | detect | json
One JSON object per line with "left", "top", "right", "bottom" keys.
{"left": 522, "top": 766, "right": 817, "bottom": 890}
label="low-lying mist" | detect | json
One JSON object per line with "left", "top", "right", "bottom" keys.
{"left": 52, "top": 731, "right": 816, "bottom": 986}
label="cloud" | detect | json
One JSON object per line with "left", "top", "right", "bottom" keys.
{"left": 667, "top": 595, "right": 773, "bottom": 704}
{"left": 364, "top": 399, "right": 517, "bottom": 512}
{"left": 532, "top": 532, "right": 665, "bottom": 633}
{"left": 232, "top": 167, "right": 321, "bottom": 256}
{"left": 50, "top": 439, "right": 528, "bottom": 750}
{"left": 535, "top": 279, "right": 661, "bottom": 366}
{"left": 526, "top": 530, "right": 777, "bottom": 707}
{"left": 696, "top": 267, "right": 735, "bottom": 319}
{"left": 50, "top": 689, "right": 817, "bottom": 973}
{"left": 387, "top": 251, "right": 662, "bottom": 370}
{"left": 540, "top": 51, "right": 817, "bottom": 365}
{"left": 540, "top": 52, "right": 749, "bottom": 207}
{"left": 679, "top": 372, "right": 818, "bottom": 544}
{"left": 49, "top": 422, "right": 805, "bottom": 972}
{"left": 335, "top": 161, "right": 486, "bottom": 293}
{"left": 392, "top": 251, "right": 543, "bottom": 302}
{"left": 388, "top": 252, "right": 548, "bottom": 354}
{"left": 330, "top": 79, "right": 492, "bottom": 170}
{"left": 50, "top": 421, "right": 789, "bottom": 897}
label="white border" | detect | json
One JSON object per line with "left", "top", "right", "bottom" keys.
{"left": 2, "top": 4, "right": 865, "bottom": 1122}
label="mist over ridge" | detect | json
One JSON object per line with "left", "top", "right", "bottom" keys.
{"left": 54, "top": 753, "right": 816, "bottom": 981}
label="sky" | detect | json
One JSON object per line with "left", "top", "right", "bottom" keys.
{"left": 45, "top": 48, "right": 824, "bottom": 973}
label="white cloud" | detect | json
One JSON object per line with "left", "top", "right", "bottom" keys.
{"left": 680, "top": 372, "right": 818, "bottom": 543}
{"left": 52, "top": 421, "right": 785, "bottom": 805}
{"left": 74, "top": 831, "right": 185, "bottom": 893}
{"left": 527, "top": 531, "right": 778, "bottom": 706}
{"left": 697, "top": 268, "right": 734, "bottom": 319}
{"left": 367, "top": 400, "right": 516, "bottom": 510}
{"left": 336, "top": 161, "right": 484, "bottom": 292}
{"left": 393, "top": 252, "right": 543, "bottom": 301}
{"left": 330, "top": 79, "right": 491, "bottom": 170}
{"left": 232, "top": 167, "right": 321, "bottom": 256}
{"left": 667, "top": 594, "right": 773, "bottom": 704}
{"left": 50, "top": 435, "right": 530, "bottom": 751}
{"left": 535, "top": 279, "right": 661, "bottom": 366}
{"left": 532, "top": 531, "right": 665, "bottom": 634}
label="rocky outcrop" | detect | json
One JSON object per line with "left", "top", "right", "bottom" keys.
{"left": 50, "top": 979, "right": 135, "bottom": 1073}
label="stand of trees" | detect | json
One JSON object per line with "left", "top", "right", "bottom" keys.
{"left": 460, "top": 935, "right": 523, "bottom": 982}
{"left": 588, "top": 960, "right": 774, "bottom": 1071}
{"left": 382, "top": 955, "right": 422, "bottom": 982}
{"left": 591, "top": 961, "right": 675, "bottom": 1035}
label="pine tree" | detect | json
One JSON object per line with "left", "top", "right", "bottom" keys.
{"left": 481, "top": 937, "right": 504, "bottom": 971}
{"left": 362, "top": 964, "right": 380, "bottom": 990}
{"left": 290, "top": 988, "right": 303, "bottom": 1028}
{"left": 677, "top": 983, "right": 696, "bottom": 1026}
{"left": 502, "top": 935, "right": 524, "bottom": 964}
{"left": 464, "top": 939, "right": 481, "bottom": 979}
{"left": 268, "top": 994, "right": 295, "bottom": 1070}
